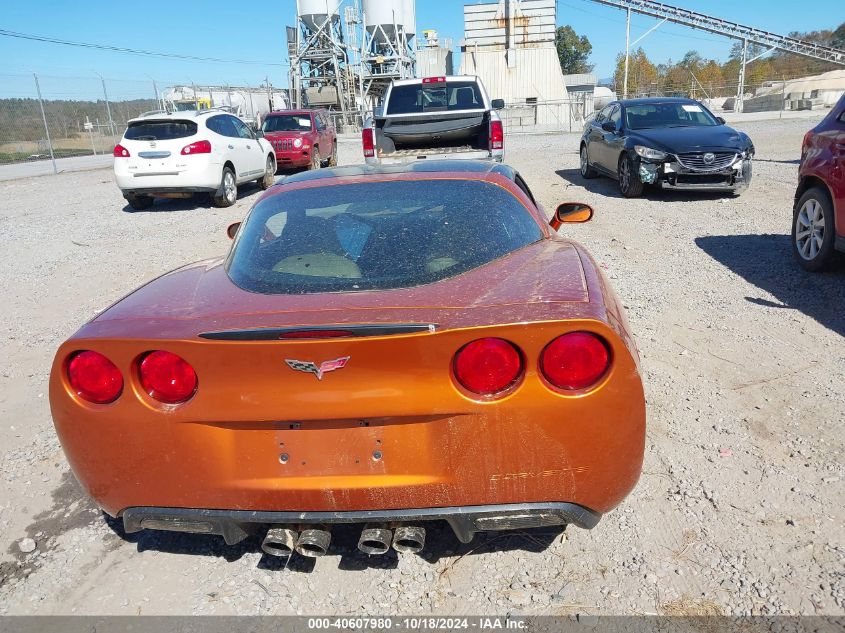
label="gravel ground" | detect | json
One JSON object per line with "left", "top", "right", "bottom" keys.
{"left": 0, "top": 118, "right": 843, "bottom": 616}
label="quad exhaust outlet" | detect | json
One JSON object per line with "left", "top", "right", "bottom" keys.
{"left": 261, "top": 527, "right": 298, "bottom": 558}
{"left": 392, "top": 526, "right": 425, "bottom": 553}
{"left": 358, "top": 525, "right": 393, "bottom": 555}
{"left": 296, "top": 527, "right": 332, "bottom": 557}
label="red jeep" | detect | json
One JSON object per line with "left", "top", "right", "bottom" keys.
{"left": 261, "top": 109, "right": 337, "bottom": 171}
{"left": 792, "top": 93, "right": 845, "bottom": 271}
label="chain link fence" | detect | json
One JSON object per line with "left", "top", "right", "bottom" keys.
{"left": 0, "top": 72, "right": 163, "bottom": 170}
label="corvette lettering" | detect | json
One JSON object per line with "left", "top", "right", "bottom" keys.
{"left": 285, "top": 356, "right": 350, "bottom": 380}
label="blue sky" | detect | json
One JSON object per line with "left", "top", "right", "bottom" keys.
{"left": 0, "top": 0, "right": 842, "bottom": 98}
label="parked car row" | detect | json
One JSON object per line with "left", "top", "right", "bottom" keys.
{"left": 113, "top": 107, "right": 337, "bottom": 210}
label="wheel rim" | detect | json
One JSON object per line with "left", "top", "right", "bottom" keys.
{"left": 224, "top": 172, "right": 236, "bottom": 202}
{"left": 620, "top": 159, "right": 630, "bottom": 191}
{"left": 266, "top": 157, "right": 273, "bottom": 179}
{"left": 795, "top": 198, "right": 825, "bottom": 261}
{"left": 580, "top": 147, "right": 588, "bottom": 174}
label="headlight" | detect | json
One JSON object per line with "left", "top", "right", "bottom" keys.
{"left": 634, "top": 145, "right": 668, "bottom": 161}
{"left": 293, "top": 138, "right": 303, "bottom": 149}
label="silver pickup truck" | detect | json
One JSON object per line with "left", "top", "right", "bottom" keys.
{"left": 362, "top": 75, "right": 505, "bottom": 165}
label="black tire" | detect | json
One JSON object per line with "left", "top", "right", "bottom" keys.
{"left": 792, "top": 186, "right": 837, "bottom": 272}
{"left": 125, "top": 194, "right": 153, "bottom": 210}
{"left": 212, "top": 166, "right": 237, "bottom": 208}
{"left": 618, "top": 154, "right": 644, "bottom": 198}
{"left": 257, "top": 155, "right": 275, "bottom": 190}
{"left": 580, "top": 144, "right": 597, "bottom": 179}
{"left": 308, "top": 149, "right": 321, "bottom": 171}
{"left": 328, "top": 141, "right": 338, "bottom": 167}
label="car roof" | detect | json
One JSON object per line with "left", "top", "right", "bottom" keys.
{"left": 280, "top": 160, "right": 517, "bottom": 185}
{"left": 616, "top": 97, "right": 701, "bottom": 107}
{"left": 126, "top": 109, "right": 238, "bottom": 124}
{"left": 266, "top": 110, "right": 318, "bottom": 117}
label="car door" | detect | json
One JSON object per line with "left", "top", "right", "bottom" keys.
{"left": 230, "top": 116, "right": 266, "bottom": 180}
{"left": 314, "top": 113, "right": 329, "bottom": 160}
{"left": 587, "top": 105, "right": 612, "bottom": 172}
{"left": 834, "top": 108, "right": 845, "bottom": 239}
{"left": 600, "top": 105, "right": 625, "bottom": 173}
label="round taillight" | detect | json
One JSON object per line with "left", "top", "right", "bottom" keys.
{"left": 139, "top": 351, "right": 198, "bottom": 404}
{"left": 67, "top": 351, "right": 123, "bottom": 404}
{"left": 540, "top": 332, "right": 611, "bottom": 391}
{"left": 453, "top": 338, "right": 523, "bottom": 396}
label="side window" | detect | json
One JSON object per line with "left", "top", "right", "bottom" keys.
{"left": 211, "top": 116, "right": 238, "bottom": 138}
{"left": 315, "top": 115, "right": 326, "bottom": 131}
{"left": 838, "top": 109, "right": 845, "bottom": 125}
{"left": 206, "top": 116, "right": 222, "bottom": 135}
{"left": 595, "top": 105, "right": 611, "bottom": 123}
{"left": 231, "top": 117, "right": 255, "bottom": 140}
{"left": 513, "top": 173, "right": 537, "bottom": 205}
{"left": 610, "top": 106, "right": 621, "bottom": 130}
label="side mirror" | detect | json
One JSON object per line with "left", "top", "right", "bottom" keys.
{"left": 491, "top": 98, "right": 505, "bottom": 110}
{"left": 550, "top": 203, "right": 594, "bottom": 231}
{"left": 227, "top": 221, "right": 241, "bottom": 239}
{"left": 716, "top": 116, "right": 726, "bottom": 124}
{"left": 601, "top": 121, "right": 617, "bottom": 133}
{"left": 255, "top": 129, "right": 265, "bottom": 138}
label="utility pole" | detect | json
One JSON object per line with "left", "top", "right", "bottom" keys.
{"left": 33, "top": 73, "right": 57, "bottom": 174}
{"left": 736, "top": 38, "right": 748, "bottom": 113}
{"left": 96, "top": 73, "right": 117, "bottom": 146}
{"left": 623, "top": 8, "right": 631, "bottom": 99}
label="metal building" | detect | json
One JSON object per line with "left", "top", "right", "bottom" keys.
{"left": 458, "top": 0, "right": 573, "bottom": 127}
{"left": 416, "top": 30, "right": 454, "bottom": 77}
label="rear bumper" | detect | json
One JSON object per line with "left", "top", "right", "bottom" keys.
{"left": 367, "top": 149, "right": 502, "bottom": 166}
{"left": 122, "top": 502, "right": 601, "bottom": 545}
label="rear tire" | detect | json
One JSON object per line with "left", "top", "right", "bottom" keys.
{"left": 618, "top": 154, "right": 644, "bottom": 198}
{"left": 212, "top": 167, "right": 237, "bottom": 208}
{"left": 580, "top": 144, "right": 597, "bottom": 179}
{"left": 792, "top": 186, "right": 837, "bottom": 272}
{"left": 125, "top": 194, "right": 153, "bottom": 210}
{"left": 257, "top": 156, "right": 275, "bottom": 190}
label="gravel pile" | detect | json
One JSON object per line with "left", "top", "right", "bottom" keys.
{"left": 0, "top": 118, "right": 842, "bottom": 615}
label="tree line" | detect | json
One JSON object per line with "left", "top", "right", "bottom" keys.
{"left": 0, "top": 97, "right": 158, "bottom": 144}
{"left": 556, "top": 21, "right": 845, "bottom": 98}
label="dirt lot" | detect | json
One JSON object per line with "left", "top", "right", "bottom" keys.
{"left": 0, "top": 118, "right": 842, "bottom": 616}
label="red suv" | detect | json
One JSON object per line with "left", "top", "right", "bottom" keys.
{"left": 261, "top": 109, "right": 337, "bottom": 171}
{"left": 792, "top": 93, "right": 845, "bottom": 271}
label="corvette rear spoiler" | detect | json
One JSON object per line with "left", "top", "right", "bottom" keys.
{"left": 198, "top": 323, "right": 438, "bottom": 341}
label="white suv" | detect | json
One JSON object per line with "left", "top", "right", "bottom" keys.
{"left": 113, "top": 109, "right": 276, "bottom": 210}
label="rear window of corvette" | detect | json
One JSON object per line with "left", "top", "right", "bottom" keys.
{"left": 226, "top": 179, "right": 544, "bottom": 294}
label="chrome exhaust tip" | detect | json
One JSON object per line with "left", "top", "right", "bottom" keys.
{"left": 392, "top": 526, "right": 425, "bottom": 553}
{"left": 358, "top": 525, "right": 393, "bottom": 555}
{"left": 296, "top": 527, "right": 331, "bottom": 557}
{"left": 261, "top": 527, "right": 298, "bottom": 558}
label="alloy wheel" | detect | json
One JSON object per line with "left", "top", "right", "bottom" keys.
{"left": 580, "top": 147, "right": 588, "bottom": 175}
{"left": 795, "top": 198, "right": 826, "bottom": 261}
{"left": 224, "top": 171, "right": 236, "bottom": 204}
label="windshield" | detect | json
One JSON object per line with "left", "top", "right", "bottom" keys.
{"left": 386, "top": 81, "right": 484, "bottom": 115}
{"left": 263, "top": 114, "right": 312, "bottom": 132}
{"left": 124, "top": 120, "right": 197, "bottom": 140}
{"left": 226, "top": 179, "right": 543, "bottom": 295}
{"left": 625, "top": 102, "right": 718, "bottom": 129}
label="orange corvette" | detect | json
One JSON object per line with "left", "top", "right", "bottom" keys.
{"left": 49, "top": 161, "right": 645, "bottom": 558}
